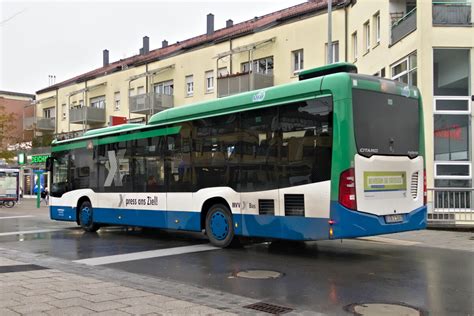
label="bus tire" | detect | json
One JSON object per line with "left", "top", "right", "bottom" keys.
{"left": 78, "top": 201, "right": 100, "bottom": 232}
{"left": 205, "top": 204, "right": 236, "bottom": 248}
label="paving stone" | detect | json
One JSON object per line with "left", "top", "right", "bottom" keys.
{"left": 170, "top": 305, "right": 230, "bottom": 315}
{"left": 83, "top": 292, "right": 121, "bottom": 302}
{"left": 47, "top": 297, "right": 91, "bottom": 308}
{"left": 23, "top": 288, "right": 58, "bottom": 296}
{"left": 118, "top": 295, "right": 175, "bottom": 307}
{"left": 94, "top": 310, "right": 132, "bottom": 316}
{"left": 158, "top": 300, "right": 198, "bottom": 311}
{"left": 0, "top": 299, "right": 22, "bottom": 308}
{"left": 9, "top": 303, "right": 55, "bottom": 314}
{"left": 49, "top": 290, "right": 84, "bottom": 299}
{"left": 46, "top": 306, "right": 94, "bottom": 316}
{"left": 21, "top": 295, "right": 54, "bottom": 304}
{"left": 86, "top": 300, "right": 128, "bottom": 312}
{"left": 0, "top": 308, "right": 20, "bottom": 316}
{"left": 120, "top": 303, "right": 164, "bottom": 314}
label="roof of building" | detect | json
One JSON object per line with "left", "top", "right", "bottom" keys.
{"left": 0, "top": 90, "right": 35, "bottom": 99}
{"left": 36, "top": 0, "right": 348, "bottom": 95}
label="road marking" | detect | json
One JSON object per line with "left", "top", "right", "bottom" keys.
{"left": 73, "top": 244, "right": 220, "bottom": 266}
{"left": 0, "top": 215, "right": 35, "bottom": 220}
{"left": 357, "top": 236, "right": 421, "bottom": 246}
{"left": 0, "top": 229, "right": 64, "bottom": 237}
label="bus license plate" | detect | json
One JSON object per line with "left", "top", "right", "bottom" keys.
{"left": 385, "top": 214, "right": 403, "bottom": 223}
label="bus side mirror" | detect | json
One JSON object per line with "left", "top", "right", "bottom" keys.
{"left": 45, "top": 157, "right": 53, "bottom": 172}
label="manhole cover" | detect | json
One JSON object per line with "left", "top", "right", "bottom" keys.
{"left": 346, "top": 303, "right": 423, "bottom": 316}
{"left": 234, "top": 269, "right": 282, "bottom": 279}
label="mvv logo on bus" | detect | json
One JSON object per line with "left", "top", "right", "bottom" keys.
{"left": 364, "top": 171, "right": 407, "bottom": 192}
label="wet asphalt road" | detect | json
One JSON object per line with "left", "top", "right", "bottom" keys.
{"left": 0, "top": 203, "right": 473, "bottom": 315}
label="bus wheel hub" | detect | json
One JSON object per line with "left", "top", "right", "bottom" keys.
{"left": 210, "top": 211, "right": 228, "bottom": 240}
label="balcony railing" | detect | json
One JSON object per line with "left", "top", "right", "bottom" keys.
{"left": 129, "top": 92, "right": 173, "bottom": 115}
{"left": 217, "top": 72, "right": 274, "bottom": 98}
{"left": 69, "top": 107, "right": 106, "bottom": 124}
{"left": 427, "top": 188, "right": 473, "bottom": 227}
{"left": 23, "top": 117, "right": 56, "bottom": 131}
{"left": 23, "top": 117, "right": 35, "bottom": 130}
{"left": 433, "top": 1, "right": 472, "bottom": 25}
{"left": 391, "top": 7, "right": 417, "bottom": 45}
{"left": 36, "top": 117, "right": 55, "bottom": 131}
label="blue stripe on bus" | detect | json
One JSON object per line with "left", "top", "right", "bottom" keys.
{"left": 329, "top": 202, "right": 427, "bottom": 239}
{"left": 51, "top": 203, "right": 426, "bottom": 241}
{"left": 240, "top": 214, "right": 329, "bottom": 240}
{"left": 51, "top": 205, "right": 330, "bottom": 240}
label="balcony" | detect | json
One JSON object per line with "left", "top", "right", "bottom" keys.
{"left": 391, "top": 8, "right": 417, "bottom": 45}
{"left": 23, "top": 117, "right": 35, "bottom": 130}
{"left": 36, "top": 118, "right": 55, "bottom": 131}
{"left": 23, "top": 116, "right": 56, "bottom": 131}
{"left": 217, "top": 72, "right": 274, "bottom": 98}
{"left": 69, "top": 107, "right": 106, "bottom": 124}
{"left": 433, "top": 1, "right": 472, "bottom": 25}
{"left": 129, "top": 92, "right": 173, "bottom": 115}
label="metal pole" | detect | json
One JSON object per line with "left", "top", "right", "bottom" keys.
{"left": 327, "top": 0, "right": 333, "bottom": 64}
{"left": 36, "top": 171, "right": 41, "bottom": 208}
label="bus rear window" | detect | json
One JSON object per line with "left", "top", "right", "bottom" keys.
{"left": 352, "top": 89, "right": 419, "bottom": 158}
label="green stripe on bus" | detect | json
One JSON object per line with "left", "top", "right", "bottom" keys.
{"left": 96, "top": 126, "right": 181, "bottom": 145}
{"left": 52, "top": 126, "right": 181, "bottom": 152}
{"left": 52, "top": 141, "right": 88, "bottom": 152}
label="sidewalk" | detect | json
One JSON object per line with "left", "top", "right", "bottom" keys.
{"left": 0, "top": 256, "right": 237, "bottom": 316}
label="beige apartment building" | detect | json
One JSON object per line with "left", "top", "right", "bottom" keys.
{"left": 34, "top": 0, "right": 473, "bottom": 220}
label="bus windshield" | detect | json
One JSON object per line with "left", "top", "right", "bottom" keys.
{"left": 352, "top": 89, "right": 419, "bottom": 158}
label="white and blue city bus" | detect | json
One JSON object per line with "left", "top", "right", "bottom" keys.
{"left": 47, "top": 63, "right": 427, "bottom": 247}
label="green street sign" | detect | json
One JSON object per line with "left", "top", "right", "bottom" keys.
{"left": 31, "top": 154, "right": 50, "bottom": 164}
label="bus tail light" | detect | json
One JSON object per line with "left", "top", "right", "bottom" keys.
{"left": 423, "top": 169, "right": 427, "bottom": 205}
{"left": 339, "top": 168, "right": 357, "bottom": 210}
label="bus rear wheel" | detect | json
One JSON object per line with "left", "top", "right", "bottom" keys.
{"left": 78, "top": 201, "right": 100, "bottom": 232}
{"left": 205, "top": 204, "right": 236, "bottom": 248}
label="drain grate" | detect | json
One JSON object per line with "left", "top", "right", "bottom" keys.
{"left": 244, "top": 302, "right": 293, "bottom": 315}
{"left": 0, "top": 264, "right": 49, "bottom": 274}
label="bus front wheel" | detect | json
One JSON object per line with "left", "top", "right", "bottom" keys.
{"left": 78, "top": 201, "right": 100, "bottom": 232}
{"left": 205, "top": 204, "right": 235, "bottom": 248}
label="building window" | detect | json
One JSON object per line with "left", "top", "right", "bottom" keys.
{"left": 185, "top": 75, "right": 194, "bottom": 96}
{"left": 292, "top": 49, "right": 304, "bottom": 73}
{"left": 114, "top": 92, "right": 120, "bottom": 111}
{"left": 90, "top": 95, "right": 106, "bottom": 109}
{"left": 352, "top": 32, "right": 358, "bottom": 61}
{"left": 364, "top": 21, "right": 370, "bottom": 52}
{"left": 79, "top": 100, "right": 84, "bottom": 108}
{"left": 391, "top": 52, "right": 417, "bottom": 86}
{"left": 62, "top": 104, "right": 66, "bottom": 120}
{"left": 241, "top": 56, "right": 274, "bottom": 75}
{"left": 137, "top": 86, "right": 145, "bottom": 96}
{"left": 129, "top": 88, "right": 135, "bottom": 97}
{"left": 374, "top": 12, "right": 381, "bottom": 44}
{"left": 325, "top": 41, "right": 339, "bottom": 64}
{"left": 154, "top": 80, "right": 174, "bottom": 95}
{"left": 205, "top": 70, "right": 214, "bottom": 93}
{"left": 43, "top": 107, "right": 55, "bottom": 118}
{"left": 433, "top": 48, "right": 471, "bottom": 188}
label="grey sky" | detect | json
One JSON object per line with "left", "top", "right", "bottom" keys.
{"left": 1, "top": 0, "right": 305, "bottom": 94}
